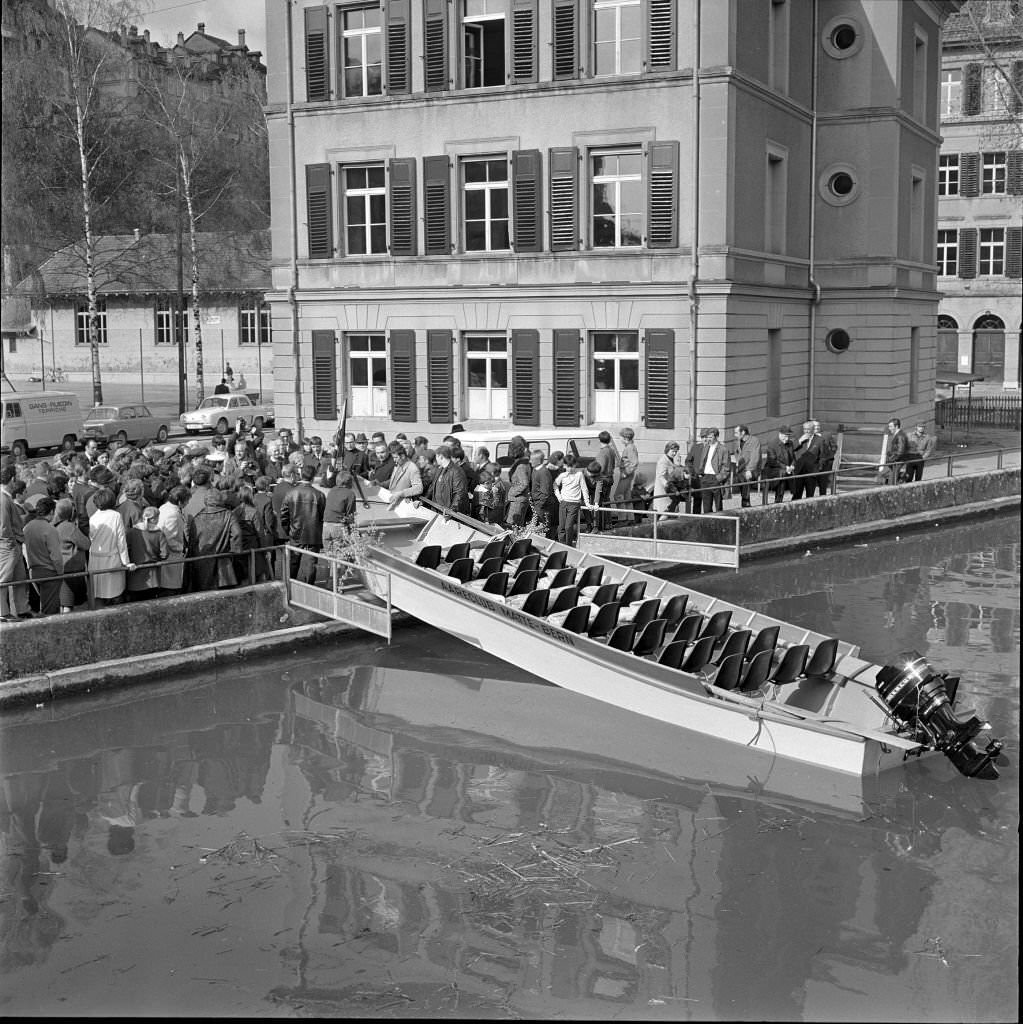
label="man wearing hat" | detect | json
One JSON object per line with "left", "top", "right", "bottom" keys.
{"left": 761, "top": 426, "right": 796, "bottom": 503}
{"left": 351, "top": 434, "right": 372, "bottom": 478}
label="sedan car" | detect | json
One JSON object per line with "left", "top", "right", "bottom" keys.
{"left": 82, "top": 404, "right": 171, "bottom": 446}
{"left": 179, "top": 393, "right": 273, "bottom": 435}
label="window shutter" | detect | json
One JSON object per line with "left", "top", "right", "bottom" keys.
{"left": 311, "top": 330, "right": 337, "bottom": 420}
{"left": 426, "top": 329, "right": 453, "bottom": 423}
{"left": 552, "top": 0, "right": 579, "bottom": 81}
{"left": 389, "top": 330, "right": 417, "bottom": 422}
{"left": 512, "top": 149, "right": 543, "bottom": 253}
{"left": 647, "top": 140, "right": 679, "bottom": 248}
{"left": 552, "top": 329, "right": 580, "bottom": 426}
{"left": 549, "top": 147, "right": 578, "bottom": 252}
{"left": 424, "top": 0, "right": 449, "bottom": 93}
{"left": 644, "top": 329, "right": 675, "bottom": 430}
{"left": 305, "top": 163, "right": 333, "bottom": 260}
{"left": 1007, "top": 150, "right": 1023, "bottom": 196}
{"left": 388, "top": 157, "right": 417, "bottom": 256}
{"left": 511, "top": 329, "right": 540, "bottom": 426}
{"left": 304, "top": 7, "right": 330, "bottom": 102}
{"left": 385, "top": 0, "right": 411, "bottom": 95}
{"left": 962, "top": 63, "right": 982, "bottom": 115}
{"left": 509, "top": 0, "right": 538, "bottom": 84}
{"left": 647, "top": 0, "right": 675, "bottom": 72}
{"left": 1013, "top": 61, "right": 1023, "bottom": 115}
{"left": 1006, "top": 227, "right": 1022, "bottom": 280}
{"left": 958, "top": 227, "right": 977, "bottom": 279}
{"left": 423, "top": 155, "right": 451, "bottom": 255}
{"left": 960, "top": 152, "right": 980, "bottom": 197}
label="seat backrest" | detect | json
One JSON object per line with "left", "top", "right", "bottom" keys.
{"left": 657, "top": 639, "right": 689, "bottom": 669}
{"left": 587, "top": 601, "right": 621, "bottom": 638}
{"left": 547, "top": 566, "right": 577, "bottom": 589}
{"left": 674, "top": 613, "right": 704, "bottom": 645}
{"left": 631, "top": 598, "right": 661, "bottom": 630}
{"left": 548, "top": 586, "right": 579, "bottom": 614}
{"left": 475, "top": 556, "right": 504, "bottom": 580}
{"left": 509, "top": 569, "right": 540, "bottom": 596}
{"left": 591, "top": 582, "right": 618, "bottom": 607}
{"left": 747, "top": 624, "right": 780, "bottom": 662}
{"left": 446, "top": 541, "right": 471, "bottom": 563}
{"left": 713, "top": 653, "right": 744, "bottom": 691}
{"left": 542, "top": 549, "right": 568, "bottom": 571}
{"left": 447, "top": 557, "right": 476, "bottom": 583}
{"left": 577, "top": 564, "right": 604, "bottom": 590}
{"left": 715, "top": 628, "right": 752, "bottom": 665}
{"left": 520, "top": 588, "right": 550, "bottom": 617}
{"left": 681, "top": 634, "right": 717, "bottom": 672}
{"left": 482, "top": 571, "right": 509, "bottom": 596}
{"left": 660, "top": 593, "right": 689, "bottom": 629}
{"left": 607, "top": 622, "right": 637, "bottom": 652}
{"left": 514, "top": 553, "right": 541, "bottom": 575}
{"left": 632, "top": 617, "right": 668, "bottom": 657}
{"left": 414, "top": 545, "right": 442, "bottom": 570}
{"left": 769, "top": 643, "right": 809, "bottom": 684}
{"left": 619, "top": 580, "right": 647, "bottom": 605}
{"left": 740, "top": 648, "right": 774, "bottom": 692}
{"left": 506, "top": 538, "right": 534, "bottom": 560}
{"left": 805, "top": 637, "right": 839, "bottom": 677}
{"left": 700, "top": 609, "right": 733, "bottom": 639}
{"left": 561, "top": 603, "right": 591, "bottom": 634}
{"left": 477, "top": 537, "right": 507, "bottom": 563}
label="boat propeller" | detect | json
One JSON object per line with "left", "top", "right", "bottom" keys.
{"left": 876, "top": 651, "right": 1007, "bottom": 780}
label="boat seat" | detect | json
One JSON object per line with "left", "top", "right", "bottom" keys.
{"left": 769, "top": 644, "right": 809, "bottom": 685}
{"left": 544, "top": 567, "right": 577, "bottom": 590}
{"left": 673, "top": 613, "right": 705, "bottom": 645}
{"left": 414, "top": 545, "right": 443, "bottom": 570}
{"left": 805, "top": 637, "right": 839, "bottom": 677}
{"left": 576, "top": 565, "right": 604, "bottom": 591}
{"left": 606, "top": 622, "right": 637, "bottom": 652}
{"left": 511, "top": 552, "right": 542, "bottom": 576}
{"left": 657, "top": 640, "right": 689, "bottom": 670}
{"left": 746, "top": 625, "right": 780, "bottom": 663}
{"left": 447, "top": 557, "right": 475, "bottom": 584}
{"left": 471, "top": 556, "right": 504, "bottom": 581}
{"left": 586, "top": 601, "right": 621, "bottom": 640}
{"left": 618, "top": 580, "right": 647, "bottom": 605}
{"left": 714, "top": 628, "right": 752, "bottom": 666}
{"left": 659, "top": 594, "right": 689, "bottom": 630}
{"left": 480, "top": 571, "right": 509, "bottom": 597}
{"left": 558, "top": 603, "right": 593, "bottom": 634}
{"left": 632, "top": 618, "right": 668, "bottom": 658}
{"left": 505, "top": 538, "right": 536, "bottom": 561}
{"left": 542, "top": 550, "right": 568, "bottom": 571}
{"left": 738, "top": 649, "right": 774, "bottom": 693}
{"left": 547, "top": 586, "right": 579, "bottom": 615}
{"left": 700, "top": 609, "right": 733, "bottom": 641}
{"left": 511, "top": 588, "right": 550, "bottom": 617}
{"left": 445, "top": 542, "right": 472, "bottom": 563}
{"left": 476, "top": 537, "right": 508, "bottom": 564}
{"left": 617, "top": 598, "right": 661, "bottom": 628}
{"left": 712, "top": 653, "right": 744, "bottom": 691}
{"left": 508, "top": 569, "right": 540, "bottom": 597}
{"left": 681, "top": 634, "right": 717, "bottom": 673}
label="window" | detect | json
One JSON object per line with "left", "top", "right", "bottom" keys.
{"left": 593, "top": 0, "right": 641, "bottom": 77}
{"left": 909, "top": 327, "right": 920, "bottom": 405}
{"left": 979, "top": 228, "right": 1005, "bottom": 275}
{"left": 937, "top": 229, "right": 958, "bottom": 275}
{"left": 156, "top": 300, "right": 189, "bottom": 345}
{"left": 910, "top": 169, "right": 925, "bottom": 263}
{"left": 348, "top": 334, "right": 388, "bottom": 417}
{"left": 340, "top": 5, "right": 382, "bottom": 97}
{"left": 462, "top": 157, "right": 509, "bottom": 251}
{"left": 344, "top": 164, "right": 387, "bottom": 254}
{"left": 591, "top": 331, "right": 638, "bottom": 421}
{"left": 941, "top": 69, "right": 961, "bottom": 117}
{"left": 463, "top": 0, "right": 505, "bottom": 87}
{"left": 465, "top": 335, "right": 508, "bottom": 419}
{"left": 75, "top": 299, "right": 107, "bottom": 345}
{"left": 591, "top": 150, "right": 642, "bottom": 247}
{"left": 938, "top": 154, "right": 959, "bottom": 196}
{"left": 982, "top": 65, "right": 1010, "bottom": 113}
{"left": 240, "top": 301, "right": 271, "bottom": 345}
{"left": 982, "top": 151, "right": 1007, "bottom": 194}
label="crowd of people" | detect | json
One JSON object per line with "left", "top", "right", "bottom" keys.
{"left": 0, "top": 415, "right": 939, "bottom": 619}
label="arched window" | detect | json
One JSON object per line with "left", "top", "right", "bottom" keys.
{"left": 937, "top": 315, "right": 958, "bottom": 373}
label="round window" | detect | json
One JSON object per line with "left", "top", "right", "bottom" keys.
{"left": 825, "top": 329, "right": 852, "bottom": 354}
{"left": 831, "top": 24, "right": 857, "bottom": 51}
{"left": 822, "top": 16, "right": 864, "bottom": 59}
{"left": 819, "top": 164, "right": 860, "bottom": 206}
{"left": 829, "top": 172, "right": 854, "bottom": 197}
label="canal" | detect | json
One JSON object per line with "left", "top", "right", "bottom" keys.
{"left": 1, "top": 514, "right": 1017, "bottom": 1020}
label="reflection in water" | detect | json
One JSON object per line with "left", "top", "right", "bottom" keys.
{"left": 0, "top": 515, "right": 1017, "bottom": 1019}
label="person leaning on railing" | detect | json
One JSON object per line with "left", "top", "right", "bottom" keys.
{"left": 904, "top": 423, "right": 936, "bottom": 483}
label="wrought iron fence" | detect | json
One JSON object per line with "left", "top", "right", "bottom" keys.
{"left": 935, "top": 394, "right": 1021, "bottom": 430}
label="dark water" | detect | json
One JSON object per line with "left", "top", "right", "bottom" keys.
{"left": 1, "top": 515, "right": 1018, "bottom": 1020}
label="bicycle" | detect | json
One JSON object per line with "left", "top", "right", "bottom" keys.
{"left": 47, "top": 367, "right": 67, "bottom": 383}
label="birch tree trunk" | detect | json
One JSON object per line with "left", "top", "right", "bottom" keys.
{"left": 180, "top": 152, "right": 205, "bottom": 404}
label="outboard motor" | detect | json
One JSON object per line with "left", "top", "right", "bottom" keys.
{"left": 876, "top": 651, "right": 1006, "bottom": 780}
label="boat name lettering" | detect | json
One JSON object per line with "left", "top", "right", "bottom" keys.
{"left": 439, "top": 580, "right": 576, "bottom": 647}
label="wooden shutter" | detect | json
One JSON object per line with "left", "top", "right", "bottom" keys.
{"left": 1007, "top": 150, "right": 1023, "bottom": 196}
{"left": 305, "top": 163, "right": 333, "bottom": 260}
{"left": 647, "top": 141, "right": 679, "bottom": 248}
{"left": 424, "top": 0, "right": 448, "bottom": 93}
{"left": 1006, "top": 226, "right": 1022, "bottom": 280}
{"left": 960, "top": 152, "right": 980, "bottom": 196}
{"left": 311, "top": 330, "right": 337, "bottom": 420}
{"left": 647, "top": 0, "right": 675, "bottom": 71}
{"left": 963, "top": 62, "right": 982, "bottom": 116}
{"left": 304, "top": 7, "right": 330, "bottom": 102}
{"left": 1013, "top": 61, "right": 1023, "bottom": 114}
{"left": 958, "top": 227, "right": 977, "bottom": 280}
{"left": 511, "top": 0, "right": 538, "bottom": 84}
{"left": 512, "top": 149, "right": 542, "bottom": 253}
{"left": 552, "top": 0, "right": 578, "bottom": 81}
{"left": 427, "top": 329, "right": 453, "bottom": 423}
{"left": 552, "top": 329, "right": 580, "bottom": 426}
{"left": 511, "top": 329, "right": 540, "bottom": 426}
{"left": 644, "top": 329, "right": 675, "bottom": 430}
{"left": 389, "top": 157, "right": 417, "bottom": 256}
{"left": 549, "top": 147, "right": 578, "bottom": 252}
{"left": 385, "top": 0, "right": 411, "bottom": 95}
{"left": 389, "top": 330, "right": 417, "bottom": 422}
{"left": 423, "top": 156, "right": 451, "bottom": 255}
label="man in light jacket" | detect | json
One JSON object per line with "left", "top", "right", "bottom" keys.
{"left": 733, "top": 425, "right": 762, "bottom": 508}
{"left": 386, "top": 441, "right": 423, "bottom": 510}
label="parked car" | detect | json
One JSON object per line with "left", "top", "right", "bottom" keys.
{"left": 82, "top": 404, "right": 171, "bottom": 447}
{"left": 179, "top": 393, "right": 273, "bottom": 435}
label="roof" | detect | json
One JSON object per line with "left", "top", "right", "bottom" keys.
{"left": 17, "top": 231, "right": 270, "bottom": 300}
{"left": 0, "top": 295, "right": 36, "bottom": 336}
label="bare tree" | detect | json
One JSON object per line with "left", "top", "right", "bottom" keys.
{"left": 960, "top": 0, "right": 1023, "bottom": 148}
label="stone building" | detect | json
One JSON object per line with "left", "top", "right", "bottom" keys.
{"left": 936, "top": 0, "right": 1022, "bottom": 390}
{"left": 265, "top": 0, "right": 961, "bottom": 454}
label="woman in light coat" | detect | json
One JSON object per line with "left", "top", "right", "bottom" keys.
{"left": 157, "top": 485, "right": 189, "bottom": 594}
{"left": 652, "top": 442, "right": 681, "bottom": 514}
{"left": 88, "top": 487, "right": 133, "bottom": 604}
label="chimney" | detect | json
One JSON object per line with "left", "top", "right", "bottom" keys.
{"left": 238, "top": 29, "right": 246, "bottom": 47}
{"left": 133, "top": 228, "right": 141, "bottom": 242}
{"left": 177, "top": 32, "right": 184, "bottom": 44}
{"left": 129, "top": 25, "right": 137, "bottom": 36}
{"left": 144, "top": 29, "right": 150, "bottom": 43}
{"left": 197, "top": 22, "right": 205, "bottom": 33}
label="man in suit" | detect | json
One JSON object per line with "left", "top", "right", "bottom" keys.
{"left": 791, "top": 420, "right": 824, "bottom": 499}
{"left": 733, "top": 424, "right": 762, "bottom": 508}
{"left": 685, "top": 428, "right": 731, "bottom": 514}
{"left": 761, "top": 426, "right": 796, "bottom": 503}
{"left": 885, "top": 418, "right": 911, "bottom": 484}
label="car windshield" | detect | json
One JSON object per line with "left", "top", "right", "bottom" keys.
{"left": 86, "top": 408, "right": 115, "bottom": 421}
{"left": 198, "top": 397, "right": 229, "bottom": 409}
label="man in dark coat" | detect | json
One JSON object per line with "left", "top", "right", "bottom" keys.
{"left": 429, "top": 445, "right": 469, "bottom": 515}
{"left": 370, "top": 443, "right": 395, "bottom": 487}
{"left": 791, "top": 420, "right": 824, "bottom": 499}
{"left": 280, "top": 464, "right": 325, "bottom": 583}
{"left": 188, "top": 486, "right": 243, "bottom": 590}
{"left": 685, "top": 428, "right": 730, "bottom": 514}
{"left": 761, "top": 426, "right": 796, "bottom": 503}
{"left": 504, "top": 438, "right": 532, "bottom": 527}
{"left": 733, "top": 424, "right": 762, "bottom": 508}
{"left": 528, "top": 449, "right": 556, "bottom": 537}
{"left": 885, "top": 418, "right": 911, "bottom": 484}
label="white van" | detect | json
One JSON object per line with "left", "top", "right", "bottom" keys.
{"left": 450, "top": 428, "right": 619, "bottom": 472}
{"left": 1, "top": 389, "right": 85, "bottom": 459}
